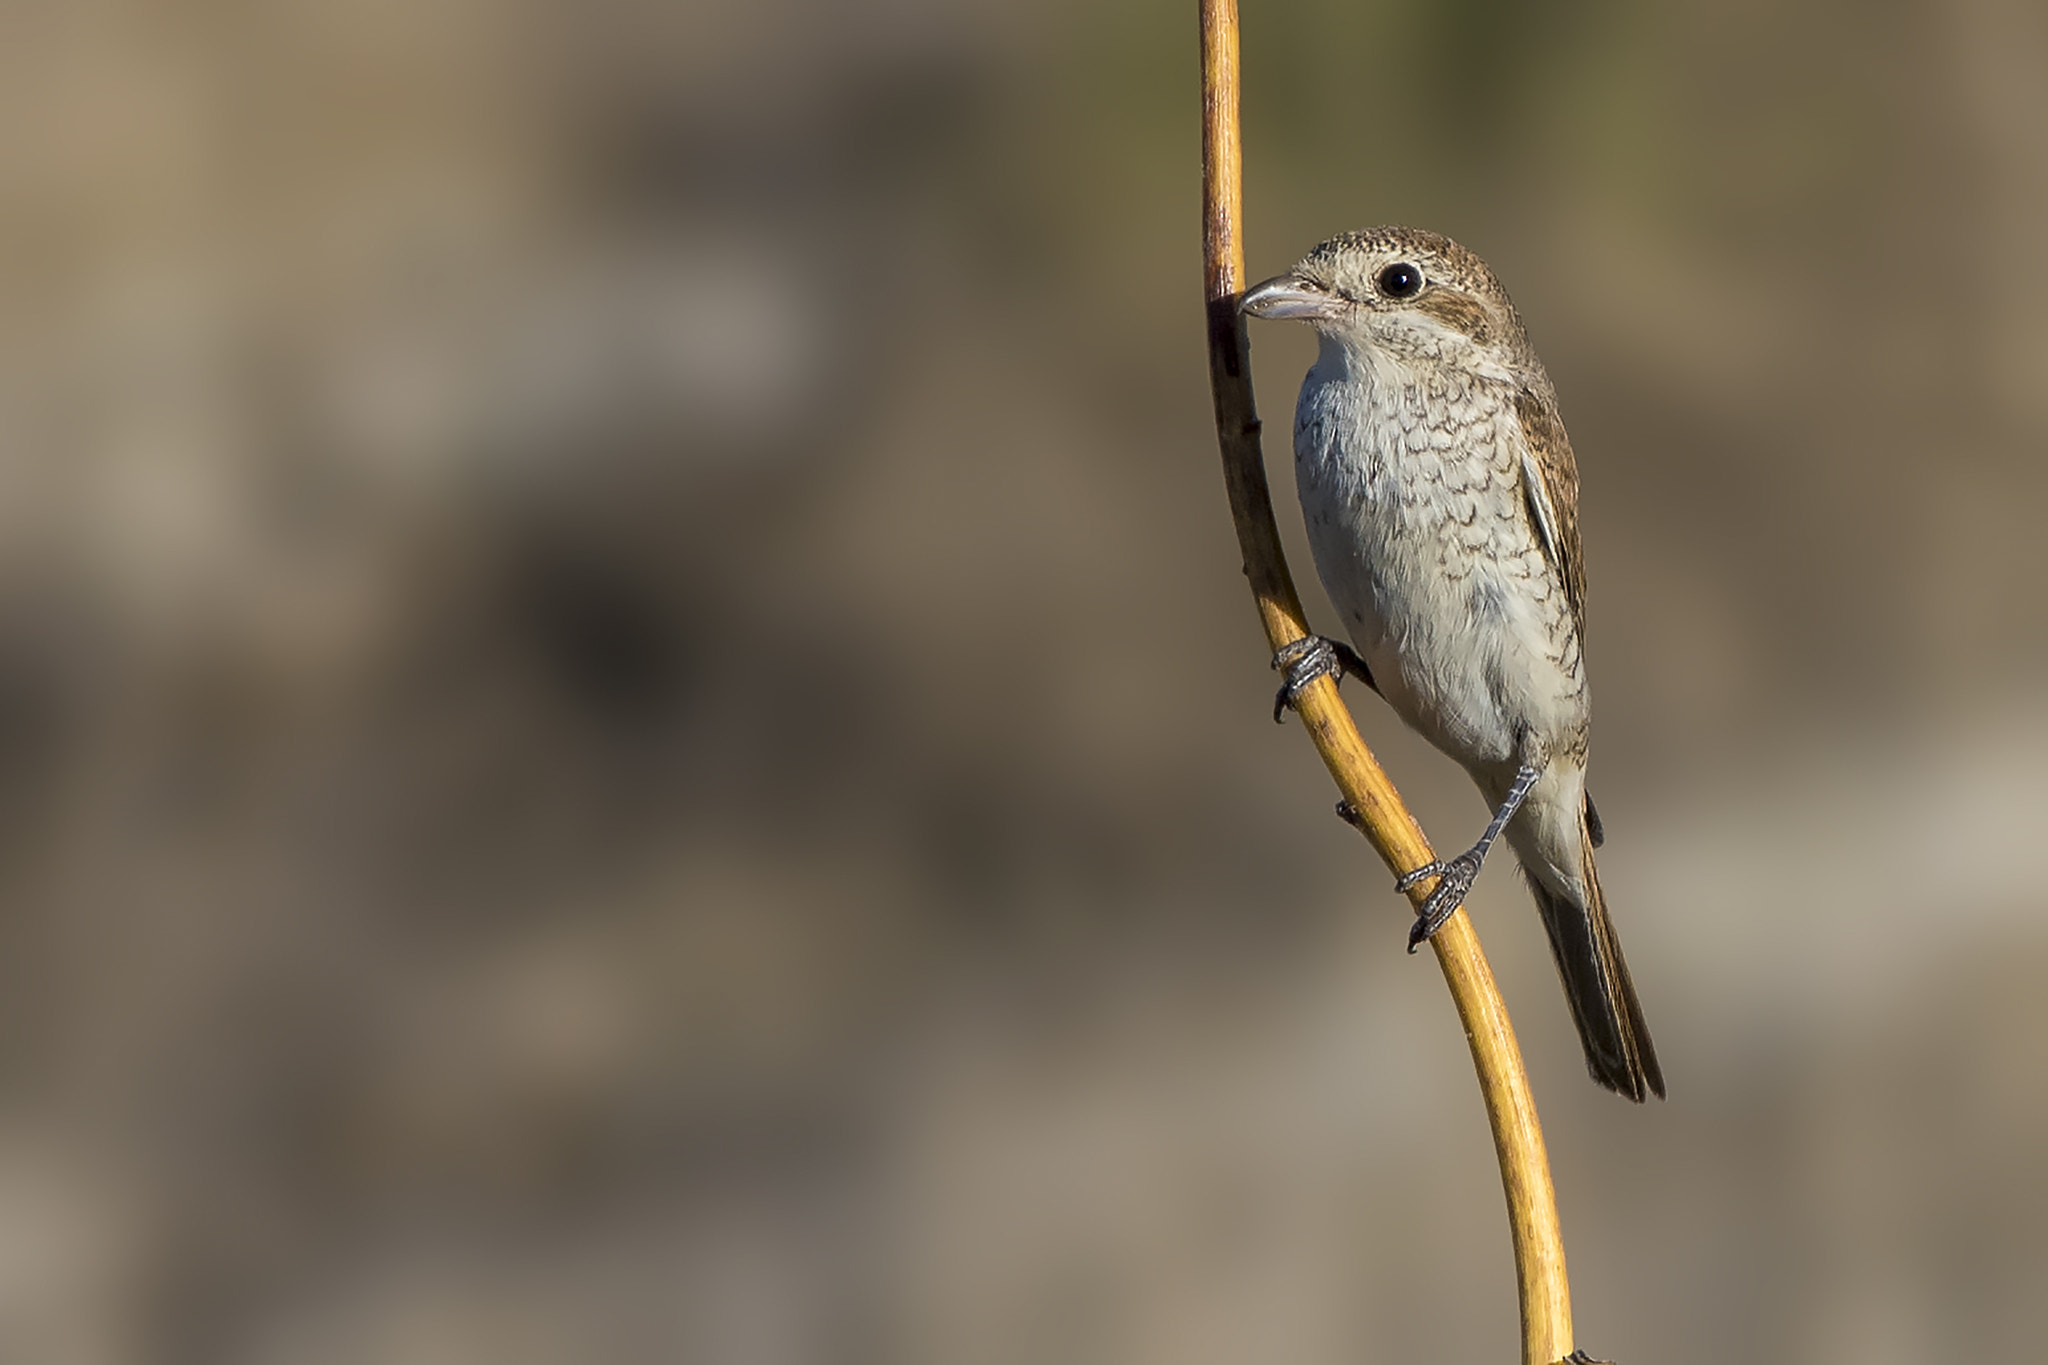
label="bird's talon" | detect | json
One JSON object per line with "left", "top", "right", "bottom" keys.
{"left": 1270, "top": 635, "right": 1368, "bottom": 722}
{"left": 1393, "top": 860, "right": 1444, "bottom": 893}
{"left": 1403, "top": 853, "right": 1480, "bottom": 952}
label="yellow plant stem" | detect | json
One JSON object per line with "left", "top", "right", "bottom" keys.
{"left": 1198, "top": 2, "right": 1574, "bottom": 1360}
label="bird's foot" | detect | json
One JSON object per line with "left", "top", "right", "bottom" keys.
{"left": 1271, "top": 635, "right": 1367, "bottom": 723}
{"left": 1395, "top": 850, "right": 1483, "bottom": 952}
{"left": 1394, "top": 762, "right": 1541, "bottom": 952}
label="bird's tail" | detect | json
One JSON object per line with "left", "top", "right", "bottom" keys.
{"left": 1527, "top": 828, "right": 1663, "bottom": 1102}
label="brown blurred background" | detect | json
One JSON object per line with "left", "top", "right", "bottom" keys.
{"left": 1, "top": 0, "right": 2045, "bottom": 1359}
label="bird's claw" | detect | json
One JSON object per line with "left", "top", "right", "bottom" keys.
{"left": 1392, "top": 859, "right": 1443, "bottom": 894}
{"left": 1271, "top": 636, "right": 1364, "bottom": 723}
{"left": 1398, "top": 852, "right": 1481, "bottom": 952}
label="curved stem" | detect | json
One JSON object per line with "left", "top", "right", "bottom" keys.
{"left": 1198, "top": 3, "right": 1573, "bottom": 1361}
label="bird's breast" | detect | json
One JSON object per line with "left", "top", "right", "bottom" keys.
{"left": 1293, "top": 345, "right": 1585, "bottom": 768}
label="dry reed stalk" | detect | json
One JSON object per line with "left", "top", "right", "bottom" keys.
{"left": 1198, "top": 2, "right": 1578, "bottom": 1359}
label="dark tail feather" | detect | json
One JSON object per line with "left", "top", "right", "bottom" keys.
{"left": 1528, "top": 837, "right": 1663, "bottom": 1102}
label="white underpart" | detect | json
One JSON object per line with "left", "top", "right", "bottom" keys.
{"left": 1292, "top": 322, "right": 1591, "bottom": 889}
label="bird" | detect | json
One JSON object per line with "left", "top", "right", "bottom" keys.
{"left": 1241, "top": 226, "right": 1662, "bottom": 1101}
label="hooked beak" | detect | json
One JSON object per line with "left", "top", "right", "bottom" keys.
{"left": 1240, "top": 273, "right": 1343, "bottom": 321}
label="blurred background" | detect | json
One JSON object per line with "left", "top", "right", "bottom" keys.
{"left": 1, "top": 0, "right": 2045, "bottom": 1359}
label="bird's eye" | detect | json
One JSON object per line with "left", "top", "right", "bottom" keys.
{"left": 1377, "top": 262, "right": 1424, "bottom": 298}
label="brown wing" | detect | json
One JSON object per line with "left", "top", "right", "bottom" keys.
{"left": 1514, "top": 386, "right": 1586, "bottom": 644}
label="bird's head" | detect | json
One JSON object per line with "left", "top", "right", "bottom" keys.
{"left": 1241, "top": 227, "right": 1532, "bottom": 382}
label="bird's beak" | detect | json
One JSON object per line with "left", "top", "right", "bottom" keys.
{"left": 1240, "top": 274, "right": 1342, "bottom": 321}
